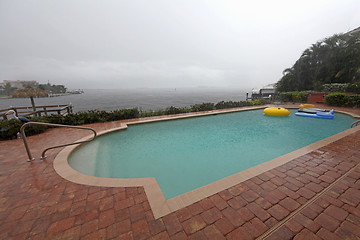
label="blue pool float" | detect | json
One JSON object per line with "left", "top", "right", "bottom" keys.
{"left": 295, "top": 109, "right": 334, "bottom": 119}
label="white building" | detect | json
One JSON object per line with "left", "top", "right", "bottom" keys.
{"left": 251, "top": 83, "right": 276, "bottom": 99}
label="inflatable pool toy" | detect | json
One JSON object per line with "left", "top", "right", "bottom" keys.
{"left": 299, "top": 104, "right": 316, "bottom": 109}
{"left": 264, "top": 107, "right": 290, "bottom": 117}
{"left": 295, "top": 109, "right": 334, "bottom": 119}
{"left": 298, "top": 108, "right": 327, "bottom": 114}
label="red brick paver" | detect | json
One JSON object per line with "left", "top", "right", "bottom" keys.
{"left": 0, "top": 106, "right": 360, "bottom": 239}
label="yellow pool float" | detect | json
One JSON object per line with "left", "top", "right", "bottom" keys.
{"left": 299, "top": 104, "right": 316, "bottom": 109}
{"left": 264, "top": 107, "right": 290, "bottom": 117}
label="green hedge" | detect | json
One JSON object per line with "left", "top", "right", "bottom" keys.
{"left": 40, "top": 108, "right": 140, "bottom": 125}
{"left": 215, "top": 101, "right": 254, "bottom": 109}
{"left": 279, "top": 91, "right": 308, "bottom": 103}
{"left": 347, "top": 95, "right": 360, "bottom": 107}
{"left": 0, "top": 119, "right": 48, "bottom": 141}
{"left": 0, "top": 100, "right": 266, "bottom": 140}
{"left": 0, "top": 108, "right": 140, "bottom": 140}
{"left": 324, "top": 93, "right": 360, "bottom": 107}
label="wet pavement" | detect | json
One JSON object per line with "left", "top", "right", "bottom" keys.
{"left": 0, "top": 105, "right": 359, "bottom": 239}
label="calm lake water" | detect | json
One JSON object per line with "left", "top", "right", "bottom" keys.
{"left": 0, "top": 88, "right": 249, "bottom": 112}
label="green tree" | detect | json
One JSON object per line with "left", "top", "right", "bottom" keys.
{"left": 276, "top": 31, "right": 360, "bottom": 92}
{"left": 38, "top": 83, "right": 67, "bottom": 93}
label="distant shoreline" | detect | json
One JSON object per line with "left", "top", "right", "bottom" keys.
{"left": 0, "top": 88, "right": 248, "bottom": 113}
{"left": 48, "top": 91, "right": 84, "bottom": 97}
{"left": 0, "top": 90, "right": 84, "bottom": 99}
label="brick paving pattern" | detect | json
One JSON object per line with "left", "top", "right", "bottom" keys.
{"left": 0, "top": 106, "right": 359, "bottom": 239}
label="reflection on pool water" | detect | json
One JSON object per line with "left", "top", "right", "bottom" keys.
{"left": 69, "top": 109, "right": 356, "bottom": 199}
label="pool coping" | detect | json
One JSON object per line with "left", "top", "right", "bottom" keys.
{"left": 53, "top": 105, "right": 360, "bottom": 219}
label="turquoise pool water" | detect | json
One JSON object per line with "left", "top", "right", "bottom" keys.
{"left": 69, "top": 109, "right": 356, "bottom": 199}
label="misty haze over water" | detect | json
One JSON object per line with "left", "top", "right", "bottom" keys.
{"left": 0, "top": 88, "right": 249, "bottom": 112}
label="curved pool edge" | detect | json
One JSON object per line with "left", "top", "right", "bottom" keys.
{"left": 53, "top": 106, "right": 360, "bottom": 219}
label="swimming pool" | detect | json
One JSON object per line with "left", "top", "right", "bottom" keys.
{"left": 68, "top": 109, "right": 356, "bottom": 199}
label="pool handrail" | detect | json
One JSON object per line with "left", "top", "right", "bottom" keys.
{"left": 20, "top": 122, "right": 97, "bottom": 162}
{"left": 351, "top": 120, "right": 360, "bottom": 128}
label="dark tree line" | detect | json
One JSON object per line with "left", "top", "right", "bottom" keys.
{"left": 276, "top": 30, "right": 360, "bottom": 92}
{"left": 1, "top": 82, "right": 67, "bottom": 96}
{"left": 38, "top": 83, "right": 67, "bottom": 94}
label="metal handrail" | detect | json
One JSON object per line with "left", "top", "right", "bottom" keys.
{"left": 351, "top": 120, "right": 360, "bottom": 128}
{"left": 20, "top": 122, "right": 97, "bottom": 162}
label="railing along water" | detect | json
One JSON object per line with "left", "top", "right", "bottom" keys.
{"left": 0, "top": 104, "right": 73, "bottom": 119}
{"left": 20, "top": 122, "right": 97, "bottom": 162}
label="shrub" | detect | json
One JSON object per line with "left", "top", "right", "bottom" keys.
{"left": 108, "top": 108, "right": 140, "bottom": 121}
{"left": 0, "top": 119, "right": 21, "bottom": 140}
{"left": 249, "top": 99, "right": 269, "bottom": 105}
{"left": 279, "top": 92, "right": 292, "bottom": 102}
{"left": 191, "top": 103, "right": 215, "bottom": 112}
{"left": 215, "top": 101, "right": 247, "bottom": 109}
{"left": 279, "top": 91, "right": 308, "bottom": 103}
{"left": 0, "top": 119, "right": 47, "bottom": 140}
{"left": 324, "top": 93, "right": 360, "bottom": 107}
{"left": 324, "top": 93, "right": 348, "bottom": 106}
{"left": 0, "top": 108, "right": 140, "bottom": 140}
{"left": 346, "top": 95, "right": 360, "bottom": 107}
{"left": 40, "top": 108, "right": 140, "bottom": 125}
{"left": 296, "top": 92, "right": 308, "bottom": 103}
{"left": 164, "top": 106, "right": 190, "bottom": 115}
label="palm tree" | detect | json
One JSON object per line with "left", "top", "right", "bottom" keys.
{"left": 276, "top": 30, "right": 360, "bottom": 92}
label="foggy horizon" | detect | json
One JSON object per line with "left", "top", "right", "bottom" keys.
{"left": 1, "top": 0, "right": 359, "bottom": 90}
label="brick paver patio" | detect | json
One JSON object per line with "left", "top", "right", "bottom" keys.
{"left": 0, "top": 106, "right": 359, "bottom": 239}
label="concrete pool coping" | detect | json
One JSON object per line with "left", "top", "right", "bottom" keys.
{"left": 53, "top": 105, "right": 360, "bottom": 219}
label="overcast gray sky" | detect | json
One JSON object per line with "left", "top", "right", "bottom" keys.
{"left": 0, "top": 0, "right": 359, "bottom": 89}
